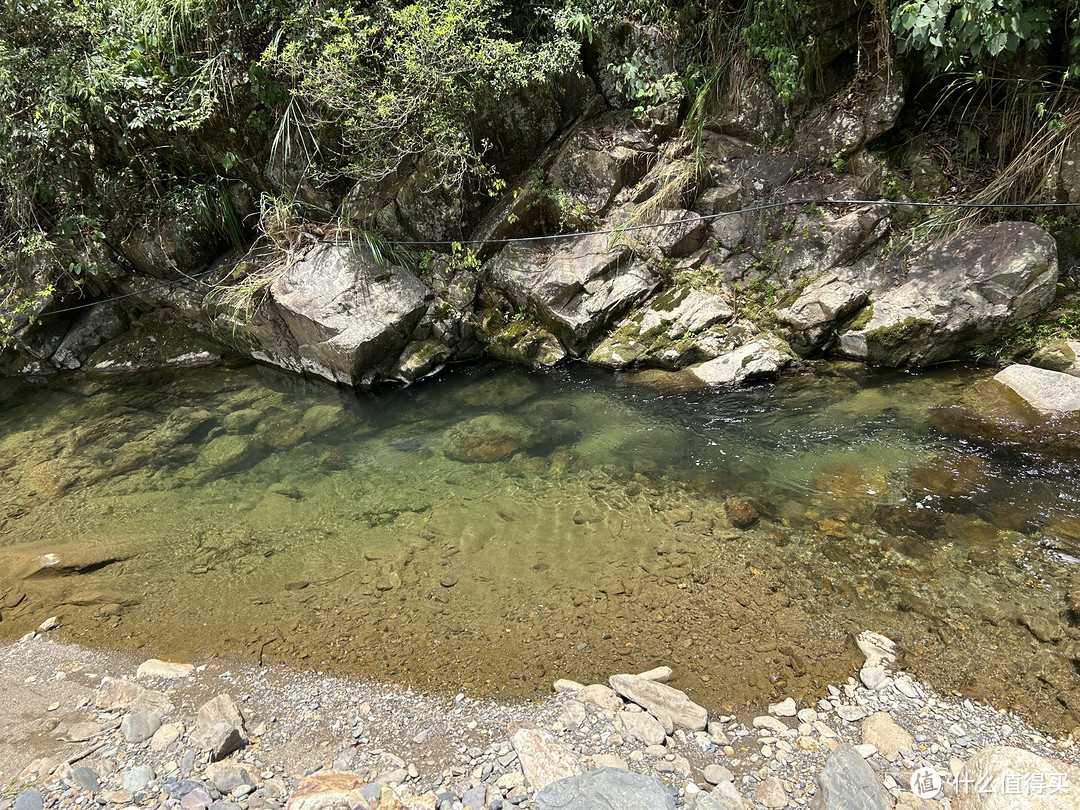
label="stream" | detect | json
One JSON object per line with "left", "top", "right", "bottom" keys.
{"left": 0, "top": 360, "right": 1077, "bottom": 731}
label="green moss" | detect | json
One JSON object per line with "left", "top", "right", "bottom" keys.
{"left": 846, "top": 304, "right": 874, "bottom": 332}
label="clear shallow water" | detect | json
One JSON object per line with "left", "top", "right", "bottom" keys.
{"left": 0, "top": 360, "right": 1078, "bottom": 730}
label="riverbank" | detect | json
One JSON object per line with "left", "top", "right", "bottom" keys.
{"left": 2, "top": 630, "right": 1077, "bottom": 810}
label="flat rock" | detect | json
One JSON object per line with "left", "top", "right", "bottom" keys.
{"left": 137, "top": 659, "right": 196, "bottom": 679}
{"left": 609, "top": 673, "right": 708, "bottom": 733}
{"left": 13, "top": 790, "right": 44, "bottom": 810}
{"left": 535, "top": 767, "right": 675, "bottom": 810}
{"left": 616, "top": 710, "right": 667, "bottom": 746}
{"left": 511, "top": 727, "right": 584, "bottom": 791}
{"left": 855, "top": 631, "right": 897, "bottom": 669}
{"left": 574, "top": 684, "right": 623, "bottom": 713}
{"left": 810, "top": 743, "right": 890, "bottom": 810}
{"left": 66, "top": 721, "right": 105, "bottom": 742}
{"left": 150, "top": 721, "right": 184, "bottom": 751}
{"left": 954, "top": 746, "right": 1080, "bottom": 809}
{"left": 703, "top": 764, "right": 735, "bottom": 785}
{"left": 992, "top": 364, "right": 1080, "bottom": 413}
{"left": 71, "top": 766, "right": 100, "bottom": 793}
{"left": 836, "top": 705, "right": 869, "bottom": 723}
{"left": 860, "top": 712, "right": 913, "bottom": 758}
{"left": 95, "top": 676, "right": 171, "bottom": 713}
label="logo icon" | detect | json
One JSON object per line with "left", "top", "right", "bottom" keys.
{"left": 911, "top": 767, "right": 943, "bottom": 799}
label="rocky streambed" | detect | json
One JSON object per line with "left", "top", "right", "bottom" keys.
{"left": 1, "top": 631, "right": 1077, "bottom": 810}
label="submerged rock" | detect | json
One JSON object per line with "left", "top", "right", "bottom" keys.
{"left": 443, "top": 415, "right": 538, "bottom": 463}
{"left": 838, "top": 222, "right": 1057, "bottom": 366}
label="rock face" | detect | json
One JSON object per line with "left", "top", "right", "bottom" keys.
{"left": 608, "top": 673, "right": 708, "bottom": 733}
{"left": 485, "top": 233, "right": 658, "bottom": 354}
{"left": 954, "top": 746, "right": 1080, "bottom": 809}
{"left": 269, "top": 243, "right": 432, "bottom": 384}
{"left": 776, "top": 275, "right": 868, "bottom": 355}
{"left": 688, "top": 336, "right": 795, "bottom": 386}
{"left": 535, "top": 768, "right": 675, "bottom": 810}
{"left": 839, "top": 222, "right": 1058, "bottom": 366}
{"left": 811, "top": 743, "right": 890, "bottom": 810}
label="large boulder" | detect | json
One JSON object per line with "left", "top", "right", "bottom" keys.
{"left": 485, "top": 233, "right": 658, "bottom": 354}
{"left": 954, "top": 746, "right": 1080, "bottom": 809}
{"left": 688, "top": 335, "right": 795, "bottom": 386}
{"left": 776, "top": 274, "right": 869, "bottom": 354}
{"left": 536, "top": 768, "right": 675, "bottom": 810}
{"left": 1031, "top": 338, "right": 1080, "bottom": 377}
{"left": 929, "top": 365, "right": 1080, "bottom": 458}
{"left": 838, "top": 222, "right": 1058, "bottom": 366}
{"left": 269, "top": 243, "right": 431, "bottom": 384}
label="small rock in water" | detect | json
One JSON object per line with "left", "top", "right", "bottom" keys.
{"left": 725, "top": 497, "right": 759, "bottom": 529}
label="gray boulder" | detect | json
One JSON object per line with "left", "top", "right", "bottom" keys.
{"left": 485, "top": 233, "right": 658, "bottom": 354}
{"left": 796, "top": 66, "right": 905, "bottom": 161}
{"left": 838, "top": 222, "right": 1058, "bottom": 366}
{"left": 810, "top": 743, "right": 890, "bottom": 810}
{"left": 269, "top": 243, "right": 431, "bottom": 384}
{"left": 536, "top": 767, "right": 675, "bottom": 810}
{"left": 51, "top": 302, "right": 129, "bottom": 370}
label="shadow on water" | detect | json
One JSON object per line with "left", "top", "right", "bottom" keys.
{"left": 0, "top": 359, "right": 1078, "bottom": 730}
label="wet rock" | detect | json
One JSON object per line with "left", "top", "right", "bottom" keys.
{"left": 443, "top": 415, "right": 537, "bottom": 463}
{"left": 1031, "top": 338, "right": 1080, "bottom": 377}
{"left": 479, "top": 314, "right": 568, "bottom": 368}
{"left": 954, "top": 746, "right": 1080, "bottom": 809}
{"left": 689, "top": 336, "right": 794, "bottom": 386}
{"left": 811, "top": 743, "right": 890, "bottom": 810}
{"left": 510, "top": 727, "right": 584, "bottom": 791}
{"left": 608, "top": 673, "right": 708, "bottom": 733}
{"left": 993, "top": 364, "right": 1080, "bottom": 413}
{"left": 300, "top": 403, "right": 350, "bottom": 437}
{"left": 860, "top": 712, "right": 913, "bottom": 758}
{"left": 269, "top": 243, "right": 432, "bottom": 385}
{"left": 616, "top": 710, "right": 667, "bottom": 746}
{"left": 452, "top": 374, "right": 541, "bottom": 409}
{"left": 485, "top": 232, "right": 658, "bottom": 354}
{"left": 535, "top": 767, "right": 675, "bottom": 810}
{"left": 838, "top": 222, "right": 1058, "bottom": 366}
{"left": 725, "top": 497, "right": 759, "bottom": 529}
{"left": 196, "top": 434, "right": 264, "bottom": 473}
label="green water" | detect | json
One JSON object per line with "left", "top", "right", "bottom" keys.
{"left": 0, "top": 360, "right": 1078, "bottom": 730}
